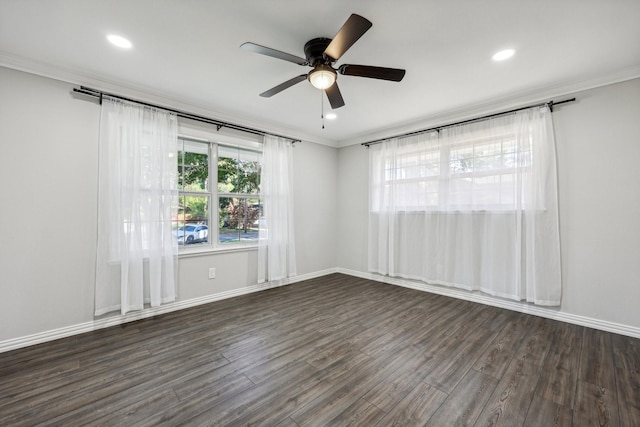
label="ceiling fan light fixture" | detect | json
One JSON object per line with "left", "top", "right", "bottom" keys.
{"left": 309, "top": 65, "right": 337, "bottom": 90}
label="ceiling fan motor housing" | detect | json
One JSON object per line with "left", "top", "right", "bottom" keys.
{"left": 304, "top": 37, "right": 333, "bottom": 65}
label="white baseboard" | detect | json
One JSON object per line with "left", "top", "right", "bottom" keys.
{"left": 0, "top": 268, "right": 338, "bottom": 354}
{"left": 3, "top": 266, "right": 637, "bottom": 353}
{"left": 336, "top": 267, "right": 640, "bottom": 339}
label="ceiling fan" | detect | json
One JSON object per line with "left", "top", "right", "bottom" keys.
{"left": 241, "top": 13, "right": 406, "bottom": 109}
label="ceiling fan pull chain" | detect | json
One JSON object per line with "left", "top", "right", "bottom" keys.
{"left": 321, "top": 89, "right": 325, "bottom": 129}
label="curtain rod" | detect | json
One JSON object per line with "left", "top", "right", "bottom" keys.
{"left": 72, "top": 86, "right": 301, "bottom": 144}
{"left": 361, "top": 98, "right": 576, "bottom": 147}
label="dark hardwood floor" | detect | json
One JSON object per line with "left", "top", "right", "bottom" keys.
{"left": 1, "top": 273, "right": 639, "bottom": 426}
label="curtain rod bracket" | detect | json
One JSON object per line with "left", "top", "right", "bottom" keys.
{"left": 216, "top": 124, "right": 223, "bottom": 132}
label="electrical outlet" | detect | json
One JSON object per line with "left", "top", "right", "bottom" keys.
{"left": 208, "top": 267, "right": 216, "bottom": 279}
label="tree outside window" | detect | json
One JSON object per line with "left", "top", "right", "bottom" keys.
{"left": 176, "top": 138, "right": 261, "bottom": 247}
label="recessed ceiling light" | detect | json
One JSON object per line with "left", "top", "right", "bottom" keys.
{"left": 492, "top": 49, "right": 515, "bottom": 61}
{"left": 325, "top": 113, "right": 337, "bottom": 120}
{"left": 107, "top": 34, "right": 133, "bottom": 49}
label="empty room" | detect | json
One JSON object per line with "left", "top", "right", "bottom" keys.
{"left": 1, "top": 1, "right": 639, "bottom": 426}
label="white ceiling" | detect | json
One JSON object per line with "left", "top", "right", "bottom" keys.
{"left": 1, "top": 1, "right": 639, "bottom": 147}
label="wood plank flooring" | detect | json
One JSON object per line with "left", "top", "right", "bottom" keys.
{"left": 1, "top": 273, "right": 639, "bottom": 426}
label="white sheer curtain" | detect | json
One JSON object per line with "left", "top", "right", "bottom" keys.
{"left": 258, "top": 135, "right": 297, "bottom": 283}
{"left": 369, "top": 106, "right": 561, "bottom": 305}
{"left": 95, "top": 97, "right": 178, "bottom": 316}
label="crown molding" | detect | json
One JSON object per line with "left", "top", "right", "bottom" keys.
{"left": 0, "top": 52, "right": 340, "bottom": 148}
{"left": 338, "top": 65, "right": 640, "bottom": 148}
{"left": 3, "top": 51, "right": 638, "bottom": 151}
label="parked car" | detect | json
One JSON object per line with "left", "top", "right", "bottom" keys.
{"left": 174, "top": 224, "right": 208, "bottom": 244}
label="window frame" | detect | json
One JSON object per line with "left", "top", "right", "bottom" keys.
{"left": 177, "top": 136, "right": 262, "bottom": 255}
{"left": 374, "top": 128, "right": 534, "bottom": 213}
{"left": 216, "top": 144, "right": 262, "bottom": 246}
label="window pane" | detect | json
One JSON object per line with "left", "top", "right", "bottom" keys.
{"left": 175, "top": 195, "right": 209, "bottom": 245}
{"left": 178, "top": 139, "right": 209, "bottom": 192}
{"left": 218, "top": 146, "right": 260, "bottom": 194}
{"left": 218, "top": 197, "right": 260, "bottom": 244}
{"left": 450, "top": 145, "right": 474, "bottom": 174}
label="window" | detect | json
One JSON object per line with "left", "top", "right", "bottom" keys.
{"left": 176, "top": 138, "right": 261, "bottom": 248}
{"left": 217, "top": 146, "right": 261, "bottom": 244}
{"left": 368, "top": 107, "right": 561, "bottom": 305}
{"left": 380, "top": 139, "right": 441, "bottom": 210}
{"left": 444, "top": 132, "right": 532, "bottom": 210}
{"left": 177, "top": 139, "right": 210, "bottom": 246}
{"left": 374, "top": 126, "right": 533, "bottom": 212}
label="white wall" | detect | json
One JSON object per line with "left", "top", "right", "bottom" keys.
{"left": 337, "top": 77, "right": 640, "bottom": 332}
{"left": 0, "top": 67, "right": 99, "bottom": 341}
{"left": 337, "top": 142, "right": 369, "bottom": 270}
{"left": 292, "top": 141, "right": 338, "bottom": 274}
{"left": 0, "top": 66, "right": 337, "bottom": 344}
{"left": 2, "top": 64, "right": 638, "bottom": 347}
{"left": 554, "top": 79, "right": 640, "bottom": 328}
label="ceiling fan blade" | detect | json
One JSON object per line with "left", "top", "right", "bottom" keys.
{"left": 325, "top": 82, "right": 345, "bottom": 109}
{"left": 338, "top": 64, "right": 406, "bottom": 82}
{"left": 259, "top": 75, "right": 308, "bottom": 97}
{"left": 241, "top": 42, "right": 308, "bottom": 66}
{"left": 324, "top": 14, "right": 372, "bottom": 61}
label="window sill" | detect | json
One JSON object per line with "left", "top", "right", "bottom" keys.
{"left": 178, "top": 244, "right": 258, "bottom": 259}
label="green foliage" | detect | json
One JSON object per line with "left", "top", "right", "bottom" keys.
{"left": 183, "top": 196, "right": 207, "bottom": 217}
{"left": 178, "top": 196, "right": 208, "bottom": 226}
{"left": 178, "top": 147, "right": 261, "bottom": 233}
{"left": 218, "top": 156, "right": 260, "bottom": 216}
{"left": 179, "top": 151, "right": 208, "bottom": 191}
{"left": 218, "top": 157, "right": 260, "bottom": 194}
